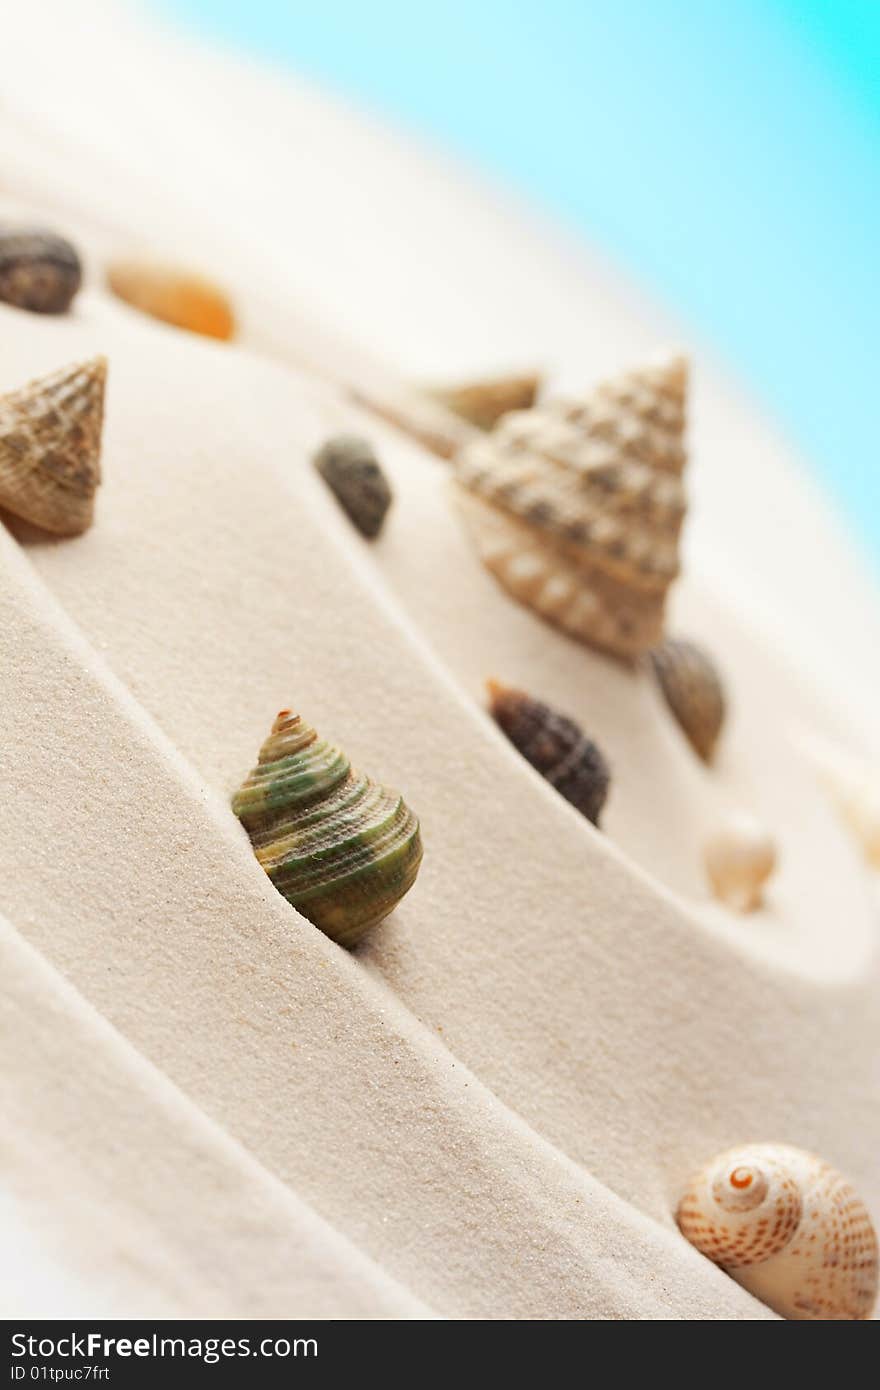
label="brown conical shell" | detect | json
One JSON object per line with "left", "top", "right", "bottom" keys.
{"left": 650, "top": 637, "right": 726, "bottom": 761}
{"left": 0, "top": 357, "right": 106, "bottom": 535}
{"left": 454, "top": 354, "right": 689, "bottom": 659}
{"left": 429, "top": 372, "right": 542, "bottom": 430}
{"left": 487, "top": 679, "right": 610, "bottom": 826}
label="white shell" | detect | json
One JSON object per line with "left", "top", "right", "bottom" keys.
{"left": 703, "top": 813, "right": 777, "bottom": 912}
{"left": 453, "top": 353, "right": 689, "bottom": 659}
{"left": 677, "top": 1143, "right": 878, "bottom": 1319}
{"left": 800, "top": 733, "right": 880, "bottom": 870}
{"left": 831, "top": 780, "right": 880, "bottom": 869}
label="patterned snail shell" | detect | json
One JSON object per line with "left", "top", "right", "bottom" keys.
{"left": 454, "top": 354, "right": 690, "bottom": 659}
{"left": 487, "top": 679, "right": 610, "bottom": 826}
{"left": 0, "top": 357, "right": 106, "bottom": 535}
{"left": 232, "top": 709, "right": 422, "bottom": 948}
{"left": 677, "top": 1142, "right": 878, "bottom": 1319}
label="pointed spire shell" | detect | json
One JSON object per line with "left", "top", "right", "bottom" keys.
{"left": 233, "top": 709, "right": 423, "bottom": 948}
{"left": 454, "top": 354, "right": 689, "bottom": 659}
{"left": 0, "top": 357, "right": 107, "bottom": 535}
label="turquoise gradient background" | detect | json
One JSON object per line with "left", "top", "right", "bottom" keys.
{"left": 153, "top": 1, "right": 879, "bottom": 569}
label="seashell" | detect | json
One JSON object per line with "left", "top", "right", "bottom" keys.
{"left": 703, "top": 813, "right": 777, "bottom": 912}
{"left": 826, "top": 778, "right": 880, "bottom": 870}
{"left": 349, "top": 382, "right": 478, "bottom": 461}
{"left": 487, "top": 679, "right": 610, "bottom": 825}
{"left": 649, "top": 637, "right": 726, "bottom": 761}
{"left": 454, "top": 353, "right": 689, "bottom": 659}
{"left": 428, "top": 372, "right": 542, "bottom": 431}
{"left": 106, "top": 259, "right": 235, "bottom": 340}
{"left": 0, "top": 227, "right": 82, "bottom": 314}
{"left": 232, "top": 709, "right": 422, "bottom": 948}
{"left": 677, "top": 1142, "right": 878, "bottom": 1319}
{"left": 0, "top": 357, "right": 107, "bottom": 535}
{"left": 799, "top": 733, "right": 880, "bottom": 870}
{"left": 313, "top": 434, "right": 392, "bottom": 538}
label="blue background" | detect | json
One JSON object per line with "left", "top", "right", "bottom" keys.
{"left": 153, "top": 1, "right": 880, "bottom": 570}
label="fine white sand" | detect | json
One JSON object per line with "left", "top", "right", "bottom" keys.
{"left": 0, "top": 0, "right": 877, "bottom": 1320}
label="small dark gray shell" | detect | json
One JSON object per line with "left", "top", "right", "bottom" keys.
{"left": 488, "top": 680, "right": 611, "bottom": 826}
{"left": 0, "top": 228, "right": 82, "bottom": 314}
{"left": 650, "top": 637, "right": 726, "bottom": 762}
{"left": 314, "top": 434, "right": 392, "bottom": 539}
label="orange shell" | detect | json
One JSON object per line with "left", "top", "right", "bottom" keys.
{"left": 106, "top": 260, "right": 235, "bottom": 341}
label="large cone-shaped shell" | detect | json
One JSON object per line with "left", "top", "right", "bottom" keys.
{"left": 454, "top": 355, "right": 688, "bottom": 658}
{"left": 0, "top": 357, "right": 106, "bottom": 535}
{"left": 232, "top": 710, "right": 423, "bottom": 949}
{"left": 677, "top": 1143, "right": 878, "bottom": 1319}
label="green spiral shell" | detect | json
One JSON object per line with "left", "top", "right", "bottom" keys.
{"left": 232, "top": 710, "right": 422, "bottom": 948}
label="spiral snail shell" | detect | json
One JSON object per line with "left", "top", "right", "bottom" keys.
{"left": 0, "top": 357, "right": 106, "bottom": 535}
{"left": 454, "top": 353, "right": 690, "bottom": 659}
{"left": 677, "top": 1143, "right": 878, "bottom": 1319}
{"left": 487, "top": 679, "right": 610, "bottom": 826}
{"left": 232, "top": 709, "right": 422, "bottom": 948}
